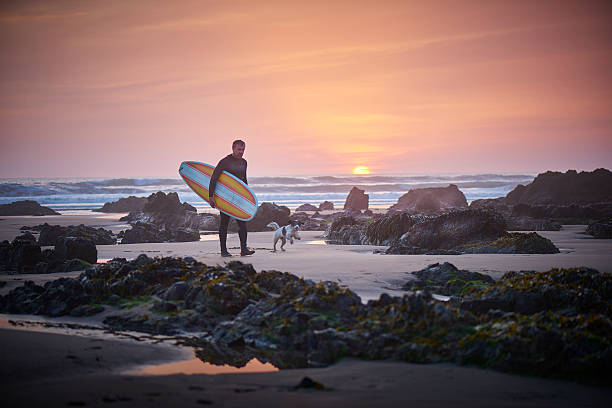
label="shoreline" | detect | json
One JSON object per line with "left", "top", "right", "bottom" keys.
{"left": 1, "top": 327, "right": 610, "bottom": 408}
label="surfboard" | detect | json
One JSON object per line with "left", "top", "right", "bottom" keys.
{"left": 179, "top": 161, "right": 258, "bottom": 221}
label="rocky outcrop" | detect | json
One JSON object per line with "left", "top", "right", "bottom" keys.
{"left": 118, "top": 192, "right": 203, "bottom": 242}
{"left": 403, "top": 263, "right": 494, "bottom": 296}
{"left": 343, "top": 187, "right": 368, "bottom": 211}
{"left": 1, "top": 257, "right": 609, "bottom": 381}
{"left": 0, "top": 200, "right": 60, "bottom": 216}
{"left": 0, "top": 234, "right": 96, "bottom": 273}
{"left": 118, "top": 222, "right": 199, "bottom": 244}
{"left": 470, "top": 169, "right": 612, "bottom": 228}
{"left": 586, "top": 219, "right": 612, "bottom": 239}
{"left": 93, "top": 196, "right": 147, "bottom": 213}
{"left": 23, "top": 223, "right": 116, "bottom": 246}
{"left": 295, "top": 203, "right": 318, "bottom": 212}
{"left": 54, "top": 237, "right": 97, "bottom": 264}
{"left": 247, "top": 202, "right": 291, "bottom": 232}
{"left": 506, "top": 168, "right": 612, "bottom": 205}
{"left": 318, "top": 201, "right": 334, "bottom": 211}
{"left": 394, "top": 210, "right": 507, "bottom": 251}
{"left": 458, "top": 232, "right": 560, "bottom": 254}
{"left": 389, "top": 185, "right": 467, "bottom": 214}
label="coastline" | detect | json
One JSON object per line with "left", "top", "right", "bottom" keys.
{"left": 1, "top": 213, "right": 612, "bottom": 406}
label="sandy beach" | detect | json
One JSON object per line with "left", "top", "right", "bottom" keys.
{"left": 1, "top": 213, "right": 612, "bottom": 407}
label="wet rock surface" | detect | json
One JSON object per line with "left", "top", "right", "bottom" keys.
{"left": 1, "top": 256, "right": 610, "bottom": 383}
{"left": 295, "top": 203, "right": 319, "bottom": 212}
{"left": 0, "top": 200, "right": 60, "bottom": 216}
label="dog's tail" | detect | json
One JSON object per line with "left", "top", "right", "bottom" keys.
{"left": 266, "top": 222, "right": 280, "bottom": 230}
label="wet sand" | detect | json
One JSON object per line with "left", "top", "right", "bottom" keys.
{"left": 1, "top": 214, "right": 612, "bottom": 406}
{"left": 1, "top": 328, "right": 610, "bottom": 407}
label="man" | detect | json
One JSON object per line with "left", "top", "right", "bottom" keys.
{"left": 209, "top": 140, "right": 255, "bottom": 257}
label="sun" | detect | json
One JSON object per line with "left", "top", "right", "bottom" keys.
{"left": 352, "top": 166, "right": 371, "bottom": 175}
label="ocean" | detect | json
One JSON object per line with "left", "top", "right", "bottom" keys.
{"left": 0, "top": 174, "right": 534, "bottom": 215}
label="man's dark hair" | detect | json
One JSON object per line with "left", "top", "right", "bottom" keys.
{"left": 232, "top": 140, "right": 245, "bottom": 148}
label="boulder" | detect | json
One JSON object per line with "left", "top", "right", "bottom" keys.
{"left": 93, "top": 196, "right": 147, "bottom": 213}
{"left": 36, "top": 223, "right": 116, "bottom": 245}
{"left": 247, "top": 202, "right": 291, "bottom": 232}
{"left": 397, "top": 209, "right": 507, "bottom": 251}
{"left": 54, "top": 237, "right": 97, "bottom": 264}
{"left": 295, "top": 203, "right": 319, "bottom": 212}
{"left": 143, "top": 191, "right": 196, "bottom": 214}
{"left": 388, "top": 185, "right": 468, "bottom": 214}
{"left": 586, "top": 219, "right": 612, "bottom": 239}
{"left": 0, "top": 236, "right": 42, "bottom": 273}
{"left": 403, "top": 262, "right": 494, "bottom": 296}
{"left": 318, "top": 201, "right": 334, "bottom": 211}
{"left": 343, "top": 187, "right": 368, "bottom": 211}
{"left": 0, "top": 200, "right": 60, "bottom": 216}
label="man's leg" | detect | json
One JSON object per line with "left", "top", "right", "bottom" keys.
{"left": 237, "top": 220, "right": 254, "bottom": 255}
{"left": 219, "top": 212, "right": 231, "bottom": 256}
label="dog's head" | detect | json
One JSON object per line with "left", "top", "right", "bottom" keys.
{"left": 290, "top": 224, "right": 301, "bottom": 239}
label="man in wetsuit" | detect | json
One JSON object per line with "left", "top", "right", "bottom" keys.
{"left": 208, "top": 140, "right": 255, "bottom": 257}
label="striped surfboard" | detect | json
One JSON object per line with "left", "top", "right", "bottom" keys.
{"left": 179, "top": 161, "right": 258, "bottom": 221}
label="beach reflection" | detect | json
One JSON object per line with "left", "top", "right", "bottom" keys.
{"left": 126, "top": 356, "right": 278, "bottom": 376}
{"left": 306, "top": 240, "right": 327, "bottom": 245}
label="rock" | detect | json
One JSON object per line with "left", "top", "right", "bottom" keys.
{"left": 459, "top": 232, "right": 560, "bottom": 254}
{"left": 247, "top": 202, "right": 291, "bottom": 232}
{"left": 37, "top": 223, "right": 116, "bottom": 246}
{"left": 295, "top": 203, "right": 319, "bottom": 212}
{"left": 403, "top": 262, "right": 494, "bottom": 296}
{"left": 460, "top": 267, "right": 612, "bottom": 315}
{"left": 586, "top": 219, "right": 612, "bottom": 239}
{"left": 506, "top": 168, "right": 612, "bottom": 205}
{"left": 144, "top": 191, "right": 196, "bottom": 213}
{"left": 165, "top": 281, "right": 189, "bottom": 301}
{"left": 318, "top": 201, "right": 334, "bottom": 211}
{"left": 93, "top": 196, "right": 147, "bottom": 213}
{"left": 54, "top": 237, "right": 97, "bottom": 264}
{"left": 396, "top": 209, "right": 506, "bottom": 251}
{"left": 343, "top": 187, "right": 369, "bottom": 211}
{"left": 323, "top": 216, "right": 369, "bottom": 244}
{"left": 388, "top": 185, "right": 468, "bottom": 214}
{"left": 0, "top": 200, "right": 60, "bottom": 216}
{"left": 0, "top": 236, "right": 42, "bottom": 273}
{"left": 119, "top": 221, "right": 199, "bottom": 244}
{"left": 364, "top": 213, "right": 423, "bottom": 245}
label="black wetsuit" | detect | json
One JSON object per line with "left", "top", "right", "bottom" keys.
{"left": 209, "top": 154, "right": 248, "bottom": 253}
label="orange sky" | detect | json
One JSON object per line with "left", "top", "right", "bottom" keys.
{"left": 1, "top": 0, "right": 611, "bottom": 177}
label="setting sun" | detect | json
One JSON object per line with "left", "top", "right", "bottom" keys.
{"left": 352, "top": 166, "right": 371, "bottom": 175}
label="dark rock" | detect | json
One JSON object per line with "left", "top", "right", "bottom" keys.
{"left": 323, "top": 215, "right": 369, "bottom": 245}
{"left": 318, "top": 201, "right": 334, "bottom": 211}
{"left": 144, "top": 191, "right": 196, "bottom": 213}
{"left": 0, "top": 200, "right": 60, "bottom": 216}
{"left": 403, "top": 263, "right": 494, "bottom": 296}
{"left": 93, "top": 196, "right": 147, "bottom": 213}
{"left": 119, "top": 222, "right": 198, "bottom": 244}
{"left": 397, "top": 209, "right": 506, "bottom": 250}
{"left": 0, "top": 236, "right": 42, "bottom": 273}
{"left": 586, "top": 219, "right": 612, "bottom": 239}
{"left": 165, "top": 281, "right": 189, "bottom": 301}
{"left": 37, "top": 223, "right": 116, "bottom": 245}
{"left": 506, "top": 168, "right": 612, "bottom": 205}
{"left": 343, "top": 187, "right": 369, "bottom": 211}
{"left": 459, "top": 232, "right": 560, "bottom": 254}
{"left": 295, "top": 203, "right": 318, "bottom": 212}
{"left": 388, "top": 184, "right": 468, "bottom": 214}
{"left": 364, "top": 213, "right": 423, "bottom": 245}
{"left": 70, "top": 304, "right": 104, "bottom": 316}
{"left": 247, "top": 202, "right": 291, "bottom": 232}
{"left": 54, "top": 237, "right": 97, "bottom": 264}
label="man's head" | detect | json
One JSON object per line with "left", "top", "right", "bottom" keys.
{"left": 232, "top": 140, "right": 245, "bottom": 158}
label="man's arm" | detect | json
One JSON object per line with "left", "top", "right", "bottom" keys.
{"left": 209, "top": 159, "right": 226, "bottom": 208}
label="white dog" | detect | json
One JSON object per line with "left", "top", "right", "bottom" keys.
{"left": 267, "top": 221, "right": 301, "bottom": 252}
